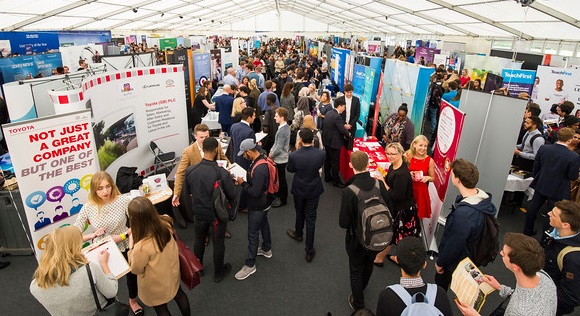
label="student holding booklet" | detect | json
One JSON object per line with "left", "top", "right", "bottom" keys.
{"left": 455, "top": 233, "right": 557, "bottom": 316}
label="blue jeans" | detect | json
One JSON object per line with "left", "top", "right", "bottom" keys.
{"left": 245, "top": 209, "right": 272, "bottom": 267}
{"left": 294, "top": 195, "right": 320, "bottom": 255}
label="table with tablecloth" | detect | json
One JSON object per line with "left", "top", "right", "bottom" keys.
{"left": 339, "top": 137, "right": 389, "bottom": 182}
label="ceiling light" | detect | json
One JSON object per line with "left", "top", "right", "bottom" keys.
{"left": 211, "top": 20, "right": 214, "bottom": 23}
{"left": 199, "top": 18, "right": 201, "bottom": 21}
{"left": 179, "top": 15, "right": 183, "bottom": 19}
{"left": 161, "top": 13, "right": 164, "bottom": 17}
{"left": 132, "top": 8, "right": 138, "bottom": 13}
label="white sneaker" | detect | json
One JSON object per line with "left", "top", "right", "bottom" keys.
{"left": 257, "top": 247, "right": 272, "bottom": 258}
{"left": 235, "top": 265, "right": 256, "bottom": 280}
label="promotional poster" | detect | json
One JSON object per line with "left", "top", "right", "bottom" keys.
{"left": 534, "top": 65, "right": 580, "bottom": 114}
{"left": 193, "top": 53, "right": 211, "bottom": 90}
{"left": 501, "top": 69, "right": 536, "bottom": 97}
{"left": 2, "top": 110, "right": 99, "bottom": 259}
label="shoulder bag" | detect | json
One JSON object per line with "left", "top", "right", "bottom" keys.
{"left": 173, "top": 231, "right": 203, "bottom": 290}
{"left": 85, "top": 264, "right": 131, "bottom": 316}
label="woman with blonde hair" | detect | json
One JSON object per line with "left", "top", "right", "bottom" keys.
{"left": 231, "top": 97, "right": 247, "bottom": 123}
{"left": 30, "top": 226, "right": 118, "bottom": 316}
{"left": 128, "top": 197, "right": 190, "bottom": 316}
{"left": 73, "top": 171, "right": 141, "bottom": 314}
{"left": 297, "top": 115, "right": 322, "bottom": 149}
{"left": 405, "top": 135, "right": 435, "bottom": 219}
{"left": 374, "top": 142, "right": 419, "bottom": 267}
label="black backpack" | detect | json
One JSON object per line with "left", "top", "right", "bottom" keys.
{"left": 212, "top": 168, "right": 241, "bottom": 222}
{"left": 348, "top": 180, "right": 393, "bottom": 251}
{"left": 468, "top": 212, "right": 500, "bottom": 267}
{"left": 429, "top": 83, "right": 443, "bottom": 109}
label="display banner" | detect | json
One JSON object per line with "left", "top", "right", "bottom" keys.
{"left": 0, "top": 53, "right": 62, "bottom": 83}
{"left": 0, "top": 31, "right": 60, "bottom": 55}
{"left": 48, "top": 89, "right": 86, "bottom": 114}
{"left": 372, "top": 72, "right": 384, "bottom": 137}
{"left": 368, "top": 56, "right": 383, "bottom": 104}
{"left": 501, "top": 69, "right": 536, "bottom": 97}
{"left": 355, "top": 67, "right": 375, "bottom": 137}
{"left": 535, "top": 66, "right": 580, "bottom": 114}
{"left": 410, "top": 66, "right": 434, "bottom": 136}
{"left": 330, "top": 48, "right": 350, "bottom": 92}
{"left": 193, "top": 53, "right": 211, "bottom": 90}
{"left": 83, "top": 66, "right": 189, "bottom": 179}
{"left": 424, "top": 101, "right": 465, "bottom": 249}
{"left": 3, "top": 110, "right": 99, "bottom": 259}
{"left": 415, "top": 47, "right": 441, "bottom": 64}
{"left": 307, "top": 40, "right": 318, "bottom": 58}
{"left": 159, "top": 38, "right": 177, "bottom": 51}
{"left": 352, "top": 64, "right": 366, "bottom": 97}
{"left": 210, "top": 49, "right": 223, "bottom": 83}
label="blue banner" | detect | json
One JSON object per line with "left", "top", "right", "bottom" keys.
{"left": 0, "top": 31, "right": 60, "bottom": 55}
{"left": 411, "top": 67, "right": 434, "bottom": 136}
{"left": 193, "top": 53, "right": 211, "bottom": 91}
{"left": 352, "top": 64, "right": 366, "bottom": 97}
{"left": 330, "top": 48, "right": 350, "bottom": 92}
{"left": 368, "top": 56, "right": 383, "bottom": 104}
{"left": 355, "top": 67, "right": 376, "bottom": 138}
{"left": 501, "top": 68, "right": 536, "bottom": 98}
{"left": 57, "top": 31, "right": 111, "bottom": 46}
{"left": 0, "top": 53, "right": 62, "bottom": 83}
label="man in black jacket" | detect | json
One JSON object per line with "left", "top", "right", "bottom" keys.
{"left": 322, "top": 98, "right": 351, "bottom": 187}
{"left": 339, "top": 151, "right": 391, "bottom": 311}
{"left": 185, "top": 137, "right": 236, "bottom": 283}
{"left": 337, "top": 84, "right": 361, "bottom": 137}
{"left": 234, "top": 139, "right": 273, "bottom": 280}
{"left": 286, "top": 128, "right": 326, "bottom": 262}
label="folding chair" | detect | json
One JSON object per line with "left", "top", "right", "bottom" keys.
{"left": 149, "top": 141, "right": 176, "bottom": 174}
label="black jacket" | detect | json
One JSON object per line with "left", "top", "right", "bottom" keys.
{"left": 242, "top": 155, "right": 270, "bottom": 211}
{"left": 287, "top": 146, "right": 325, "bottom": 200}
{"left": 185, "top": 159, "right": 236, "bottom": 222}
{"left": 322, "top": 108, "right": 350, "bottom": 150}
{"left": 544, "top": 229, "right": 580, "bottom": 309}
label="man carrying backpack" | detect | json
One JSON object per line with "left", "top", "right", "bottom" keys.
{"left": 435, "top": 159, "right": 497, "bottom": 291}
{"left": 339, "top": 151, "right": 393, "bottom": 311}
{"left": 234, "top": 139, "right": 274, "bottom": 280}
{"left": 376, "top": 237, "right": 452, "bottom": 316}
{"left": 427, "top": 74, "right": 443, "bottom": 137}
{"left": 544, "top": 200, "right": 580, "bottom": 315}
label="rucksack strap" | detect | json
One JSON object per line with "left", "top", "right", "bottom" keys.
{"left": 424, "top": 283, "right": 437, "bottom": 306}
{"left": 557, "top": 246, "right": 580, "bottom": 271}
{"left": 250, "top": 158, "right": 267, "bottom": 178}
{"left": 389, "top": 284, "right": 412, "bottom": 307}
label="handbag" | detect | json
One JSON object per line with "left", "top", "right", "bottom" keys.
{"left": 85, "top": 265, "right": 131, "bottom": 316}
{"left": 173, "top": 231, "right": 203, "bottom": 290}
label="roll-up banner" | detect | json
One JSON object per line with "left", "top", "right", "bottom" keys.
{"left": 2, "top": 110, "right": 99, "bottom": 259}
{"left": 193, "top": 53, "right": 211, "bottom": 91}
{"left": 501, "top": 69, "right": 536, "bottom": 98}
{"left": 535, "top": 66, "right": 580, "bottom": 114}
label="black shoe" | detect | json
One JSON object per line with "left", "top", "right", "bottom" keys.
{"left": 271, "top": 198, "right": 287, "bottom": 208}
{"left": 306, "top": 250, "right": 316, "bottom": 263}
{"left": 286, "top": 229, "right": 303, "bottom": 242}
{"left": 214, "top": 263, "right": 231, "bottom": 283}
{"left": 0, "top": 261, "right": 9, "bottom": 269}
{"left": 333, "top": 182, "right": 346, "bottom": 188}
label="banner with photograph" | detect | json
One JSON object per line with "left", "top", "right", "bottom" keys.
{"left": 0, "top": 31, "right": 60, "bottom": 55}
{"left": 415, "top": 47, "right": 441, "bottom": 64}
{"left": 501, "top": 69, "right": 536, "bottom": 98}
{"left": 2, "top": 110, "right": 99, "bottom": 259}
{"left": 352, "top": 64, "right": 366, "bottom": 97}
{"left": 330, "top": 47, "right": 350, "bottom": 92}
{"left": 210, "top": 49, "right": 223, "bottom": 83}
{"left": 83, "top": 66, "right": 189, "bottom": 179}
{"left": 424, "top": 101, "right": 465, "bottom": 249}
{"left": 355, "top": 66, "right": 376, "bottom": 137}
{"left": 535, "top": 66, "right": 580, "bottom": 114}
{"left": 0, "top": 53, "right": 62, "bottom": 83}
{"left": 193, "top": 53, "right": 211, "bottom": 90}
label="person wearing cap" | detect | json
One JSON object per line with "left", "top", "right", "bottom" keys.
{"left": 286, "top": 128, "right": 326, "bottom": 262}
{"left": 234, "top": 139, "right": 273, "bottom": 280}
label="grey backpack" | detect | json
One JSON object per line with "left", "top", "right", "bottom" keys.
{"left": 348, "top": 180, "right": 393, "bottom": 251}
{"left": 389, "top": 284, "right": 443, "bottom": 316}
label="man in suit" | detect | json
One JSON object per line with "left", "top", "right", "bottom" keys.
{"left": 337, "top": 84, "right": 361, "bottom": 137}
{"left": 230, "top": 107, "right": 256, "bottom": 171}
{"left": 172, "top": 124, "right": 229, "bottom": 208}
{"left": 215, "top": 84, "right": 234, "bottom": 135}
{"left": 322, "top": 98, "right": 352, "bottom": 188}
{"left": 523, "top": 127, "right": 580, "bottom": 236}
{"left": 286, "top": 128, "right": 326, "bottom": 262}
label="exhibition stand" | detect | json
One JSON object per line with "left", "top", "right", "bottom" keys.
{"left": 339, "top": 137, "right": 388, "bottom": 182}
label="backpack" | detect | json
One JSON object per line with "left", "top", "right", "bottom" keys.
{"left": 389, "top": 284, "right": 443, "bottom": 316}
{"left": 468, "top": 212, "right": 500, "bottom": 267}
{"left": 347, "top": 180, "right": 393, "bottom": 251}
{"left": 429, "top": 83, "right": 443, "bottom": 108}
{"left": 212, "top": 168, "right": 241, "bottom": 222}
{"left": 250, "top": 156, "right": 279, "bottom": 195}
{"left": 557, "top": 246, "right": 580, "bottom": 271}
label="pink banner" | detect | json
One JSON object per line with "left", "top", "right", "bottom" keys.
{"left": 424, "top": 101, "right": 465, "bottom": 248}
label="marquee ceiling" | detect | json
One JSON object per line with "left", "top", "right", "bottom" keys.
{"left": 0, "top": 0, "right": 579, "bottom": 40}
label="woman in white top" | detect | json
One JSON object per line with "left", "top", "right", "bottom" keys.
{"left": 73, "top": 171, "right": 142, "bottom": 314}
{"left": 30, "top": 226, "right": 117, "bottom": 316}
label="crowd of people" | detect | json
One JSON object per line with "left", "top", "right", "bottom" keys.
{"left": 10, "top": 37, "right": 579, "bottom": 316}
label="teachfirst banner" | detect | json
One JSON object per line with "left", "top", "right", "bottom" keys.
{"left": 2, "top": 110, "right": 99, "bottom": 260}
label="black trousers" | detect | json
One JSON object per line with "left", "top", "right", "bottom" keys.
{"left": 346, "top": 238, "right": 378, "bottom": 310}
{"left": 523, "top": 191, "right": 557, "bottom": 236}
{"left": 122, "top": 251, "right": 138, "bottom": 299}
{"left": 435, "top": 267, "right": 454, "bottom": 292}
{"left": 194, "top": 218, "right": 227, "bottom": 276}
{"left": 294, "top": 195, "right": 320, "bottom": 254}
{"left": 324, "top": 147, "right": 341, "bottom": 184}
{"left": 276, "top": 163, "right": 288, "bottom": 203}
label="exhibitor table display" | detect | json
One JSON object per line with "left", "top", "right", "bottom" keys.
{"left": 339, "top": 137, "right": 389, "bottom": 182}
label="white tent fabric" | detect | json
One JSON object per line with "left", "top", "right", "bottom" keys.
{"left": 0, "top": 0, "right": 579, "bottom": 41}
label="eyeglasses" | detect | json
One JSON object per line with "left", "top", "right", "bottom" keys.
{"left": 385, "top": 152, "right": 399, "bottom": 156}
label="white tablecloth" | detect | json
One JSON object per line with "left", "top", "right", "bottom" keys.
{"left": 505, "top": 174, "right": 534, "bottom": 199}
{"left": 201, "top": 111, "right": 221, "bottom": 130}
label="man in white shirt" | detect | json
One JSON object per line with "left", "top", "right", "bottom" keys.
{"left": 336, "top": 84, "right": 361, "bottom": 137}
{"left": 223, "top": 67, "right": 239, "bottom": 86}
{"left": 544, "top": 79, "right": 569, "bottom": 104}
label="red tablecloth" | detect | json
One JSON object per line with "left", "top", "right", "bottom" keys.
{"left": 339, "top": 137, "right": 390, "bottom": 182}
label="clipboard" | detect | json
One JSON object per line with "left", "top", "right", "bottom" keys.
{"left": 83, "top": 236, "right": 130, "bottom": 279}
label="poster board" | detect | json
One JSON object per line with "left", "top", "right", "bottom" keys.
{"left": 535, "top": 66, "right": 580, "bottom": 114}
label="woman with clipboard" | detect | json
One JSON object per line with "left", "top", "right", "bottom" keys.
{"left": 73, "top": 171, "right": 142, "bottom": 315}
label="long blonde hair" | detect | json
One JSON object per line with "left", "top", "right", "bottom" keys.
{"left": 386, "top": 142, "right": 409, "bottom": 164}
{"left": 33, "top": 226, "right": 87, "bottom": 288}
{"left": 249, "top": 79, "right": 258, "bottom": 91}
{"left": 231, "top": 97, "right": 246, "bottom": 117}
{"left": 406, "top": 135, "right": 429, "bottom": 159}
{"left": 87, "top": 171, "right": 121, "bottom": 208}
